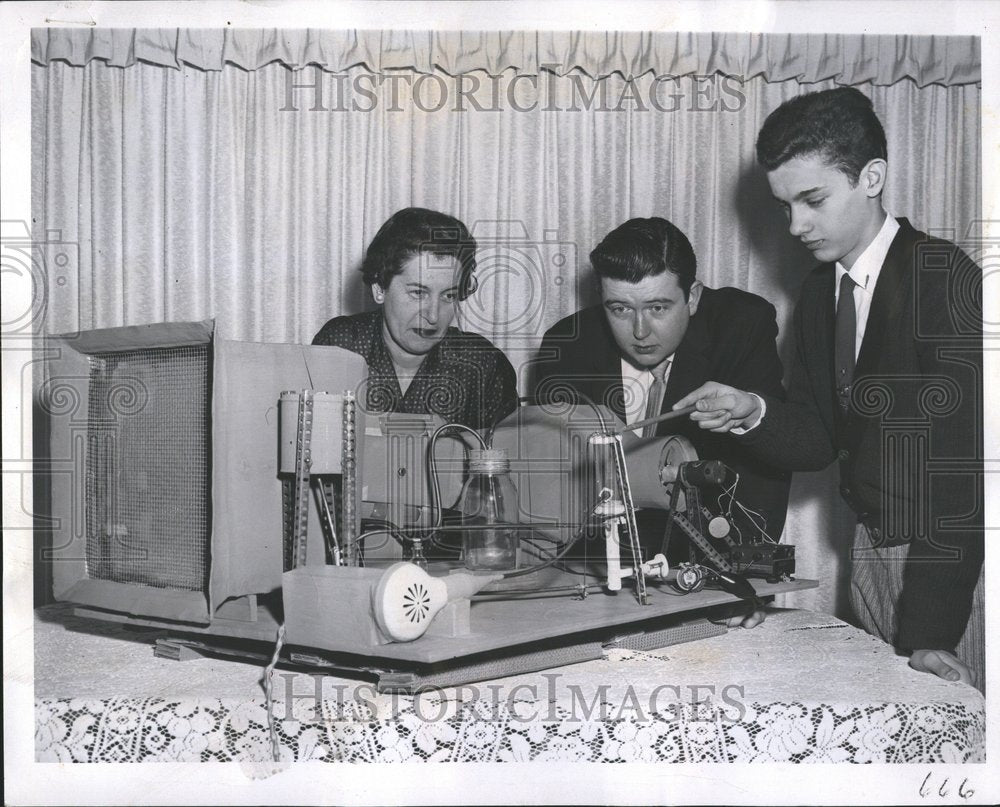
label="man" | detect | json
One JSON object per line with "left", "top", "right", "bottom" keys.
{"left": 674, "top": 87, "right": 984, "bottom": 688}
{"left": 530, "top": 216, "right": 791, "bottom": 569}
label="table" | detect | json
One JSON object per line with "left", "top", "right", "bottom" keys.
{"left": 35, "top": 603, "right": 985, "bottom": 764}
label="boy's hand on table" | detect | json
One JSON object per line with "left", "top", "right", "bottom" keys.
{"left": 909, "top": 649, "right": 975, "bottom": 687}
{"left": 728, "top": 609, "right": 766, "bottom": 629}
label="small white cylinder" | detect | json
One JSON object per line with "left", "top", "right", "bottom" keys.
{"left": 604, "top": 520, "right": 622, "bottom": 591}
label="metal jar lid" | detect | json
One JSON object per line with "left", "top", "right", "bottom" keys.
{"left": 468, "top": 448, "right": 510, "bottom": 474}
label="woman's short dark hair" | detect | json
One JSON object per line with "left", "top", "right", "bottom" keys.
{"left": 589, "top": 217, "right": 697, "bottom": 299}
{"left": 756, "top": 87, "right": 888, "bottom": 183}
{"left": 361, "top": 208, "right": 478, "bottom": 299}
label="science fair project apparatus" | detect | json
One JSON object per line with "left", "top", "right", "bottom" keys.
{"left": 42, "top": 320, "right": 814, "bottom": 693}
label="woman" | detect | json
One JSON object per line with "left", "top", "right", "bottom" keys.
{"left": 313, "top": 207, "right": 518, "bottom": 430}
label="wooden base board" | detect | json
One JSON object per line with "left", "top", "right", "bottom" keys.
{"left": 281, "top": 573, "right": 817, "bottom": 663}
{"left": 151, "top": 611, "right": 733, "bottom": 693}
{"left": 75, "top": 568, "right": 817, "bottom": 682}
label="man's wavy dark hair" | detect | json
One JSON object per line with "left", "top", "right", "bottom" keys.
{"left": 756, "top": 86, "right": 888, "bottom": 184}
{"left": 589, "top": 217, "right": 697, "bottom": 300}
{"left": 361, "top": 207, "right": 478, "bottom": 299}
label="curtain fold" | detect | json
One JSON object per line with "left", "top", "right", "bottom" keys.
{"left": 32, "top": 29, "right": 981, "bottom": 87}
{"left": 31, "top": 59, "right": 981, "bottom": 357}
{"left": 30, "top": 31, "right": 980, "bottom": 621}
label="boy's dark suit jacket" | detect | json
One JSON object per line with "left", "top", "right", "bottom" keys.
{"left": 738, "top": 218, "right": 983, "bottom": 653}
{"left": 529, "top": 285, "right": 792, "bottom": 554}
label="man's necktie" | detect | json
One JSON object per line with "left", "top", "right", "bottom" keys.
{"left": 835, "top": 272, "right": 857, "bottom": 412}
{"left": 642, "top": 361, "right": 669, "bottom": 437}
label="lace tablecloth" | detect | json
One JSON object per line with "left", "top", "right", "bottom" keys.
{"left": 35, "top": 604, "right": 985, "bottom": 764}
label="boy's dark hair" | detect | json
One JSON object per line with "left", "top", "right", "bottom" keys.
{"left": 590, "top": 217, "right": 697, "bottom": 300}
{"left": 361, "top": 207, "right": 478, "bottom": 299}
{"left": 756, "top": 87, "right": 888, "bottom": 184}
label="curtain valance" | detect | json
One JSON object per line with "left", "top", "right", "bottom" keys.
{"left": 31, "top": 28, "right": 980, "bottom": 87}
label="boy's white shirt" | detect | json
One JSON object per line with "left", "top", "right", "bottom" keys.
{"left": 735, "top": 212, "right": 898, "bottom": 433}
{"left": 834, "top": 213, "right": 899, "bottom": 359}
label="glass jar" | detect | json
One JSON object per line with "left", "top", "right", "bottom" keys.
{"left": 458, "top": 448, "right": 520, "bottom": 571}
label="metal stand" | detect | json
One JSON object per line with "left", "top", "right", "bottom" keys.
{"left": 280, "top": 389, "right": 358, "bottom": 570}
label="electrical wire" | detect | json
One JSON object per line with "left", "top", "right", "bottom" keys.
{"left": 472, "top": 582, "right": 606, "bottom": 599}
{"left": 715, "top": 471, "right": 775, "bottom": 544}
{"left": 735, "top": 501, "right": 776, "bottom": 543}
{"left": 416, "top": 395, "right": 610, "bottom": 571}
{"left": 362, "top": 397, "right": 615, "bottom": 591}
{"left": 262, "top": 623, "right": 287, "bottom": 763}
{"left": 718, "top": 472, "right": 739, "bottom": 518}
{"left": 519, "top": 539, "right": 557, "bottom": 563}
{"left": 353, "top": 519, "right": 409, "bottom": 548}
{"left": 426, "top": 421, "right": 487, "bottom": 540}
{"left": 353, "top": 518, "right": 569, "bottom": 577}
{"left": 516, "top": 393, "right": 609, "bottom": 438}
{"left": 501, "top": 491, "right": 609, "bottom": 579}
{"left": 717, "top": 473, "right": 743, "bottom": 542}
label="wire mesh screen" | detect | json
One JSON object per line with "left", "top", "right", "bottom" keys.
{"left": 84, "top": 345, "right": 211, "bottom": 591}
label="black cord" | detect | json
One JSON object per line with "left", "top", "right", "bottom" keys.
{"left": 473, "top": 582, "right": 606, "bottom": 599}
{"left": 517, "top": 393, "right": 609, "bottom": 439}
{"left": 501, "top": 492, "right": 607, "bottom": 579}
{"left": 358, "top": 517, "right": 409, "bottom": 548}
{"left": 425, "top": 421, "right": 486, "bottom": 539}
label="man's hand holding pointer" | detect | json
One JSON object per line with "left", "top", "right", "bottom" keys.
{"left": 672, "top": 382, "right": 763, "bottom": 433}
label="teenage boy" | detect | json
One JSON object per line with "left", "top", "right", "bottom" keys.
{"left": 675, "top": 87, "right": 984, "bottom": 688}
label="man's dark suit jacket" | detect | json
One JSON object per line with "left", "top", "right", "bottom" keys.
{"left": 738, "top": 218, "right": 983, "bottom": 653}
{"left": 529, "top": 286, "right": 792, "bottom": 554}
